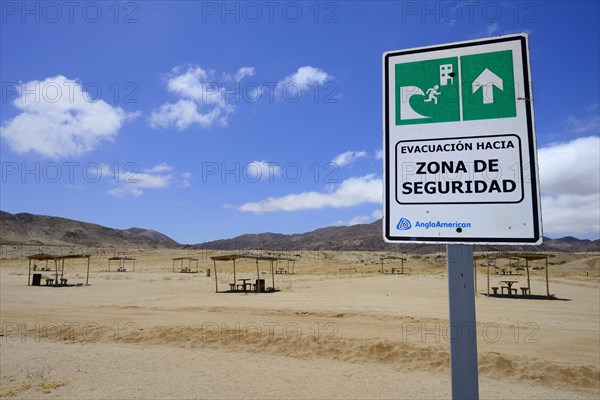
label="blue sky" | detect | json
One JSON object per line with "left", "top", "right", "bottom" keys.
{"left": 1, "top": 1, "right": 599, "bottom": 243}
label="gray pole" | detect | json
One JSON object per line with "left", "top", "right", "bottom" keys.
{"left": 473, "top": 257, "right": 477, "bottom": 293}
{"left": 447, "top": 244, "right": 479, "bottom": 400}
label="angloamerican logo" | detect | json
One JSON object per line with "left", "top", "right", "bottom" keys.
{"left": 396, "top": 218, "right": 472, "bottom": 230}
{"left": 396, "top": 218, "right": 411, "bottom": 230}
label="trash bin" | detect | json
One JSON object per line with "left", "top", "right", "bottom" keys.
{"left": 31, "top": 273, "right": 42, "bottom": 286}
{"left": 206, "top": 268, "right": 211, "bottom": 277}
{"left": 255, "top": 279, "right": 265, "bottom": 293}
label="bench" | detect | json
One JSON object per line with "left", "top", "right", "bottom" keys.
{"left": 491, "top": 286, "right": 499, "bottom": 295}
{"left": 229, "top": 283, "right": 236, "bottom": 291}
{"left": 339, "top": 268, "right": 357, "bottom": 272}
{"left": 520, "top": 287, "right": 530, "bottom": 295}
{"left": 60, "top": 278, "right": 68, "bottom": 286}
{"left": 45, "top": 278, "right": 54, "bottom": 286}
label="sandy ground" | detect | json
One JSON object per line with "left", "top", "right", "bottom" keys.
{"left": 0, "top": 249, "right": 599, "bottom": 399}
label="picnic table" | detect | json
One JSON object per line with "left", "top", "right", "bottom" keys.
{"left": 237, "top": 278, "right": 252, "bottom": 292}
{"left": 500, "top": 280, "right": 519, "bottom": 295}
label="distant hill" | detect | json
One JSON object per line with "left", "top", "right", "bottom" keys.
{"left": 1, "top": 211, "right": 597, "bottom": 253}
{"left": 125, "top": 227, "right": 178, "bottom": 244}
{"left": 194, "top": 219, "right": 600, "bottom": 253}
{"left": 0, "top": 211, "right": 179, "bottom": 248}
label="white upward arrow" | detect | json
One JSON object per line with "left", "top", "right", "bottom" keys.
{"left": 472, "top": 68, "right": 503, "bottom": 104}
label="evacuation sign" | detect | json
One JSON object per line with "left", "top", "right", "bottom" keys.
{"left": 383, "top": 34, "right": 542, "bottom": 244}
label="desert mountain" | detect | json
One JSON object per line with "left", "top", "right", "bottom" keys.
{"left": 1, "top": 211, "right": 597, "bottom": 253}
{"left": 194, "top": 219, "right": 600, "bottom": 253}
{"left": 0, "top": 211, "right": 179, "bottom": 248}
{"left": 125, "top": 227, "right": 178, "bottom": 245}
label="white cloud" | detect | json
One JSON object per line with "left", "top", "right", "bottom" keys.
{"left": 245, "top": 160, "right": 282, "bottom": 181}
{"left": 331, "top": 150, "right": 368, "bottom": 167}
{"left": 150, "top": 65, "right": 247, "bottom": 131}
{"left": 336, "top": 210, "right": 383, "bottom": 226}
{"left": 150, "top": 99, "right": 224, "bottom": 130}
{"left": 538, "top": 136, "right": 600, "bottom": 236}
{"left": 371, "top": 209, "right": 383, "bottom": 220}
{"left": 374, "top": 149, "right": 383, "bottom": 160}
{"left": 106, "top": 163, "right": 190, "bottom": 197}
{"left": 235, "top": 67, "right": 255, "bottom": 81}
{"left": 239, "top": 174, "right": 381, "bottom": 213}
{"left": 145, "top": 162, "right": 173, "bottom": 173}
{"left": 341, "top": 215, "right": 371, "bottom": 226}
{"left": 564, "top": 114, "right": 600, "bottom": 135}
{"left": 165, "top": 66, "right": 215, "bottom": 102}
{"left": 276, "top": 66, "right": 332, "bottom": 97}
{"left": 0, "top": 75, "right": 135, "bottom": 159}
{"left": 335, "top": 209, "right": 383, "bottom": 226}
{"left": 541, "top": 194, "right": 599, "bottom": 236}
{"left": 538, "top": 136, "right": 599, "bottom": 196}
{"left": 486, "top": 23, "right": 501, "bottom": 36}
{"left": 180, "top": 171, "right": 192, "bottom": 188}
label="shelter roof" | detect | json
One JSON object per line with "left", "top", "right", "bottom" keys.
{"left": 485, "top": 253, "right": 554, "bottom": 261}
{"left": 380, "top": 256, "right": 407, "bottom": 260}
{"left": 211, "top": 253, "right": 280, "bottom": 262}
{"left": 28, "top": 253, "right": 90, "bottom": 261}
{"left": 27, "top": 253, "right": 59, "bottom": 261}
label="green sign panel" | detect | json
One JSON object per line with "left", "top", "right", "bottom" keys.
{"left": 461, "top": 50, "right": 516, "bottom": 120}
{"left": 395, "top": 57, "right": 460, "bottom": 125}
{"left": 395, "top": 50, "right": 516, "bottom": 125}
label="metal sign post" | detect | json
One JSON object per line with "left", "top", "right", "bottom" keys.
{"left": 447, "top": 244, "right": 478, "bottom": 399}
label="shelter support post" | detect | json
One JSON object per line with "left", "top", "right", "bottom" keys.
{"left": 486, "top": 257, "right": 490, "bottom": 296}
{"left": 213, "top": 260, "right": 218, "bottom": 293}
{"left": 54, "top": 260, "right": 59, "bottom": 287}
{"left": 86, "top": 256, "right": 90, "bottom": 285}
{"left": 271, "top": 261, "right": 275, "bottom": 290}
{"left": 256, "top": 260, "right": 260, "bottom": 291}
{"left": 545, "top": 256, "right": 550, "bottom": 297}
{"left": 233, "top": 259, "right": 237, "bottom": 286}
{"left": 401, "top": 255, "right": 404, "bottom": 274}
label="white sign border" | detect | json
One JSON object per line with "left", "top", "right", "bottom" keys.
{"left": 383, "top": 33, "right": 542, "bottom": 245}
